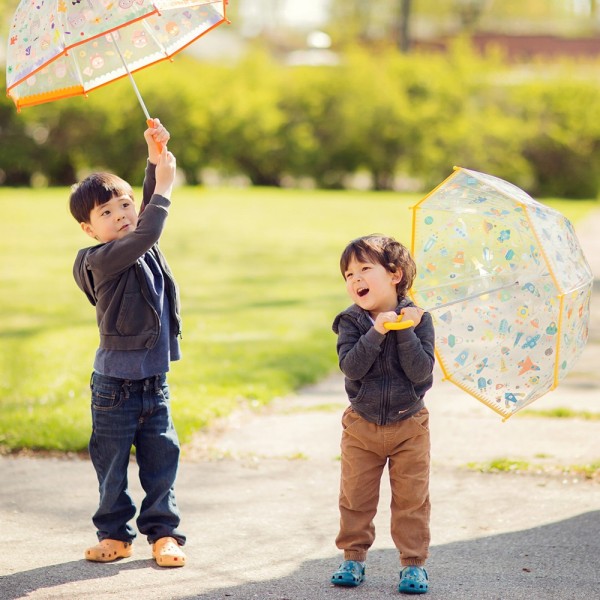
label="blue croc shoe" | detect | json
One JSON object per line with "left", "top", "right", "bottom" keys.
{"left": 398, "top": 566, "right": 429, "bottom": 594}
{"left": 331, "top": 560, "right": 366, "bottom": 587}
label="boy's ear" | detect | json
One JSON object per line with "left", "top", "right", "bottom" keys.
{"left": 80, "top": 221, "right": 97, "bottom": 239}
{"left": 391, "top": 268, "right": 403, "bottom": 284}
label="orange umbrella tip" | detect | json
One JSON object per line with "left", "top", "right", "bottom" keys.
{"left": 7, "top": 92, "right": 22, "bottom": 112}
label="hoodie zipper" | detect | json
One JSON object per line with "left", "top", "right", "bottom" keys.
{"left": 379, "top": 334, "right": 391, "bottom": 425}
{"left": 136, "top": 261, "right": 161, "bottom": 347}
{"left": 154, "top": 248, "right": 182, "bottom": 339}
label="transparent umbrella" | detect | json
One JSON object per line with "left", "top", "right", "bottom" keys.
{"left": 409, "top": 166, "right": 593, "bottom": 420}
{"left": 6, "top": 0, "right": 228, "bottom": 124}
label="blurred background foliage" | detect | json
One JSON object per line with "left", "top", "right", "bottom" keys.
{"left": 2, "top": 0, "right": 600, "bottom": 198}
{"left": 2, "top": 1, "right": 600, "bottom": 451}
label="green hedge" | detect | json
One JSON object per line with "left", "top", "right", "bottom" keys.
{"left": 2, "top": 42, "right": 600, "bottom": 198}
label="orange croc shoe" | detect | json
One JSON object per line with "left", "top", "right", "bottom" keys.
{"left": 152, "top": 536, "right": 186, "bottom": 567}
{"left": 85, "top": 539, "right": 133, "bottom": 562}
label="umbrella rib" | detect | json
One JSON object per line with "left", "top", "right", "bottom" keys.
{"left": 65, "top": 48, "right": 87, "bottom": 94}
{"left": 420, "top": 280, "right": 521, "bottom": 311}
{"left": 553, "top": 294, "right": 564, "bottom": 389}
{"left": 139, "top": 18, "right": 170, "bottom": 59}
{"left": 458, "top": 167, "right": 539, "bottom": 208}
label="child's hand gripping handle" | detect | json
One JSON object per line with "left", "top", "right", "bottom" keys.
{"left": 384, "top": 314, "right": 415, "bottom": 331}
{"left": 147, "top": 118, "right": 164, "bottom": 154}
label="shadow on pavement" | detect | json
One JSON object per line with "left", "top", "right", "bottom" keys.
{"left": 5, "top": 511, "right": 593, "bottom": 599}
{"left": 178, "top": 510, "right": 597, "bottom": 600}
{"left": 0, "top": 559, "right": 162, "bottom": 600}
{"left": 2, "top": 511, "right": 598, "bottom": 599}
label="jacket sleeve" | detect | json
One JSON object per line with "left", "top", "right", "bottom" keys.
{"left": 84, "top": 193, "right": 171, "bottom": 278}
{"left": 393, "top": 311, "right": 435, "bottom": 384}
{"left": 336, "top": 315, "right": 385, "bottom": 381}
{"left": 140, "top": 160, "right": 157, "bottom": 215}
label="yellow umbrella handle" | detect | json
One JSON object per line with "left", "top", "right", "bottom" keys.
{"left": 384, "top": 314, "right": 415, "bottom": 330}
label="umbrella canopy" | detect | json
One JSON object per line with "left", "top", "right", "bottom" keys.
{"left": 410, "top": 166, "right": 593, "bottom": 420}
{"left": 6, "top": 0, "right": 227, "bottom": 112}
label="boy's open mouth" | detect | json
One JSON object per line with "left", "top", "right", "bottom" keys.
{"left": 357, "top": 287, "right": 369, "bottom": 297}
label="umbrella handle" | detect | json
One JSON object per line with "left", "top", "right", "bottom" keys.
{"left": 384, "top": 315, "right": 415, "bottom": 330}
{"left": 146, "top": 118, "right": 164, "bottom": 154}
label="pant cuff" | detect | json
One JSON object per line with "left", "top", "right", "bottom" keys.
{"left": 401, "top": 559, "right": 426, "bottom": 567}
{"left": 344, "top": 551, "right": 367, "bottom": 562}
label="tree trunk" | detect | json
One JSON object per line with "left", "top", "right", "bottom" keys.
{"left": 399, "top": 0, "right": 412, "bottom": 53}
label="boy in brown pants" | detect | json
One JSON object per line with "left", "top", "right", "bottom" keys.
{"left": 330, "top": 234, "right": 435, "bottom": 594}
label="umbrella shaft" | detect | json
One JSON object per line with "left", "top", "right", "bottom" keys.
{"left": 109, "top": 33, "right": 150, "bottom": 121}
{"left": 425, "top": 280, "right": 520, "bottom": 311}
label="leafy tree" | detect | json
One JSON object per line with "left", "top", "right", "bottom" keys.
{"left": 327, "top": 0, "right": 600, "bottom": 45}
{"left": 510, "top": 78, "right": 600, "bottom": 197}
{"left": 279, "top": 64, "right": 365, "bottom": 189}
{"left": 207, "top": 49, "right": 288, "bottom": 186}
{"left": 0, "top": 98, "right": 39, "bottom": 185}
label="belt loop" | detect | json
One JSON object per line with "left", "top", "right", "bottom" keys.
{"left": 153, "top": 375, "right": 161, "bottom": 394}
{"left": 122, "top": 379, "right": 131, "bottom": 400}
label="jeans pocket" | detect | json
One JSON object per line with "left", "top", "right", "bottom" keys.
{"left": 91, "top": 375, "right": 125, "bottom": 411}
{"left": 92, "top": 388, "right": 124, "bottom": 411}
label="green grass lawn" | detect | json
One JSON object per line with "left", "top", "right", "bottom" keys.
{"left": 0, "top": 186, "right": 596, "bottom": 452}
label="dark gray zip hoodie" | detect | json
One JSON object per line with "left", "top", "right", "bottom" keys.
{"left": 73, "top": 162, "right": 181, "bottom": 351}
{"left": 332, "top": 297, "right": 435, "bottom": 425}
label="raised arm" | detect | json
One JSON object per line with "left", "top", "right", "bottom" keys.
{"left": 142, "top": 118, "right": 172, "bottom": 211}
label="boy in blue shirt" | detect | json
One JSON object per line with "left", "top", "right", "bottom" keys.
{"left": 70, "top": 120, "right": 186, "bottom": 567}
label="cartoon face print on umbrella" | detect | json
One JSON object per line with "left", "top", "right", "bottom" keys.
{"left": 6, "top": 0, "right": 228, "bottom": 113}
{"left": 410, "top": 167, "right": 593, "bottom": 419}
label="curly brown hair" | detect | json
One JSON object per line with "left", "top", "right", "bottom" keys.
{"left": 339, "top": 234, "right": 416, "bottom": 298}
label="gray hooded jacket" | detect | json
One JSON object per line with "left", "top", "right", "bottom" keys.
{"left": 73, "top": 162, "right": 181, "bottom": 352}
{"left": 332, "top": 297, "right": 435, "bottom": 425}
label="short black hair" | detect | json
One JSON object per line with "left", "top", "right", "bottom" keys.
{"left": 340, "top": 234, "right": 416, "bottom": 298}
{"left": 69, "top": 172, "right": 134, "bottom": 224}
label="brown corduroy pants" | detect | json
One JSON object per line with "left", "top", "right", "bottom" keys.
{"left": 335, "top": 406, "right": 431, "bottom": 567}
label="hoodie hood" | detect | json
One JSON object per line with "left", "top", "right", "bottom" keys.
{"left": 73, "top": 247, "right": 99, "bottom": 306}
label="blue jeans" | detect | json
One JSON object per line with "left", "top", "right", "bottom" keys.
{"left": 88, "top": 372, "right": 185, "bottom": 546}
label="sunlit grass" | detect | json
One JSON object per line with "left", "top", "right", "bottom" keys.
{"left": 281, "top": 402, "right": 346, "bottom": 414}
{"left": 0, "top": 186, "right": 595, "bottom": 452}
{"left": 518, "top": 407, "right": 600, "bottom": 420}
{"left": 466, "top": 458, "right": 600, "bottom": 480}
{"left": 467, "top": 458, "right": 531, "bottom": 473}
{"left": 0, "top": 185, "right": 419, "bottom": 452}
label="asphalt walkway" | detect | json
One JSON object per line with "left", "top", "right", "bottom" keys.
{"left": 1, "top": 209, "right": 599, "bottom": 600}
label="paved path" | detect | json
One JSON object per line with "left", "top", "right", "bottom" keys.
{"left": 1, "top": 209, "right": 599, "bottom": 600}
